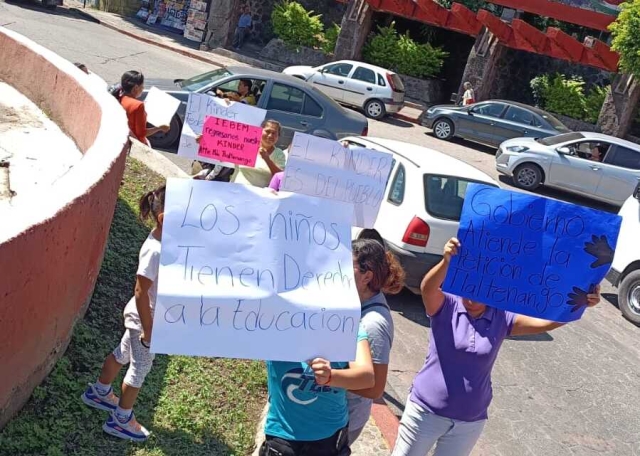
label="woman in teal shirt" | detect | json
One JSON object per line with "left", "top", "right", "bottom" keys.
{"left": 261, "top": 327, "right": 374, "bottom": 455}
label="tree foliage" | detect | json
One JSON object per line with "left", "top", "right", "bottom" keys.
{"left": 609, "top": 0, "right": 640, "bottom": 75}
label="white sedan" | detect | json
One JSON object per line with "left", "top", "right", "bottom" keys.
{"left": 343, "top": 136, "right": 498, "bottom": 293}
{"left": 496, "top": 131, "right": 640, "bottom": 206}
{"left": 283, "top": 60, "right": 405, "bottom": 120}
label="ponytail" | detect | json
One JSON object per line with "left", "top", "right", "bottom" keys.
{"left": 381, "top": 251, "right": 405, "bottom": 295}
{"left": 138, "top": 185, "right": 166, "bottom": 223}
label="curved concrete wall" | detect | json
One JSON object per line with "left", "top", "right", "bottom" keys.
{"left": 0, "top": 27, "right": 129, "bottom": 428}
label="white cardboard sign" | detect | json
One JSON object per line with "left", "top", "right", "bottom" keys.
{"left": 281, "top": 133, "right": 394, "bottom": 228}
{"left": 144, "top": 87, "right": 181, "bottom": 127}
{"left": 178, "top": 93, "right": 267, "bottom": 165}
{"left": 151, "top": 179, "right": 361, "bottom": 362}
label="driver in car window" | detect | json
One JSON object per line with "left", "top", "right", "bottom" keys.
{"left": 216, "top": 78, "right": 256, "bottom": 105}
{"left": 589, "top": 145, "right": 604, "bottom": 162}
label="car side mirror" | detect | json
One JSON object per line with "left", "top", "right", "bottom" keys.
{"left": 467, "top": 108, "right": 475, "bottom": 115}
{"left": 319, "top": 68, "right": 327, "bottom": 74}
{"left": 557, "top": 146, "right": 571, "bottom": 155}
{"left": 634, "top": 180, "right": 640, "bottom": 200}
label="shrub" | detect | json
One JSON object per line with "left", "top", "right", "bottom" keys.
{"left": 320, "top": 23, "right": 341, "bottom": 55}
{"left": 584, "top": 85, "right": 609, "bottom": 123}
{"left": 543, "top": 74, "right": 586, "bottom": 119}
{"left": 363, "top": 23, "right": 447, "bottom": 78}
{"left": 271, "top": 1, "right": 324, "bottom": 49}
{"left": 530, "top": 73, "right": 609, "bottom": 123}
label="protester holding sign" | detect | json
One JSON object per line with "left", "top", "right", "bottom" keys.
{"left": 261, "top": 331, "right": 375, "bottom": 456}
{"left": 113, "top": 71, "right": 170, "bottom": 145}
{"left": 233, "top": 119, "right": 287, "bottom": 187}
{"left": 81, "top": 185, "right": 166, "bottom": 442}
{"left": 347, "top": 238, "right": 405, "bottom": 444}
{"left": 391, "top": 237, "right": 601, "bottom": 456}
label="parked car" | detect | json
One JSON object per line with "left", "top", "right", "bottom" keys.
{"left": 421, "top": 100, "right": 570, "bottom": 147}
{"left": 141, "top": 66, "right": 369, "bottom": 149}
{"left": 342, "top": 136, "right": 499, "bottom": 293}
{"left": 496, "top": 131, "right": 640, "bottom": 206}
{"left": 282, "top": 60, "right": 405, "bottom": 120}
{"left": 606, "top": 182, "right": 640, "bottom": 325}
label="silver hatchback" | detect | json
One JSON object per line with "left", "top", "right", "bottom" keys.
{"left": 496, "top": 132, "right": 640, "bottom": 206}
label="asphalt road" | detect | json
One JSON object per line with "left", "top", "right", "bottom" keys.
{"left": 3, "top": 2, "right": 639, "bottom": 454}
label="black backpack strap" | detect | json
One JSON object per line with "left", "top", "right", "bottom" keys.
{"left": 361, "top": 301, "right": 388, "bottom": 314}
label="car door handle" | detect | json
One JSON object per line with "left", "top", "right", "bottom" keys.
{"left": 338, "top": 80, "right": 344, "bottom": 84}
{"left": 590, "top": 165, "right": 601, "bottom": 171}
{"left": 299, "top": 120, "right": 311, "bottom": 127}
{"left": 367, "top": 87, "right": 373, "bottom": 91}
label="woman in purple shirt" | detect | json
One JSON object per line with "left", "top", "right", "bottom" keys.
{"left": 392, "top": 237, "right": 601, "bottom": 456}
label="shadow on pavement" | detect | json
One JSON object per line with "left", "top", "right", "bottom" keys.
{"left": 382, "top": 116, "right": 415, "bottom": 129}
{"left": 387, "top": 289, "right": 430, "bottom": 328}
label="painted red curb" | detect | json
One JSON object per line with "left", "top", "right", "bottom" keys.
{"left": 371, "top": 399, "right": 400, "bottom": 450}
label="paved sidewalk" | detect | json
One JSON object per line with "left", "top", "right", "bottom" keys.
{"left": 61, "top": 1, "right": 423, "bottom": 123}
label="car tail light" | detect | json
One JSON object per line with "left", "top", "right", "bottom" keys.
{"left": 386, "top": 73, "right": 398, "bottom": 92}
{"left": 402, "top": 217, "right": 430, "bottom": 247}
{"left": 362, "top": 125, "right": 368, "bottom": 136}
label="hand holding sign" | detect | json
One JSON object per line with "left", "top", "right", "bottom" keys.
{"left": 566, "top": 284, "right": 600, "bottom": 312}
{"left": 442, "top": 184, "right": 621, "bottom": 322}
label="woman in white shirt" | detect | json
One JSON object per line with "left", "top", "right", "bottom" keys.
{"left": 462, "top": 81, "right": 475, "bottom": 106}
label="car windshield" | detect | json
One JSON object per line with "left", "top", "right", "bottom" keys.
{"left": 537, "top": 132, "right": 585, "bottom": 146}
{"left": 423, "top": 175, "right": 497, "bottom": 221}
{"left": 178, "top": 69, "right": 233, "bottom": 92}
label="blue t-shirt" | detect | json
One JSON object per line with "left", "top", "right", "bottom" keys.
{"left": 265, "top": 327, "right": 368, "bottom": 441}
{"left": 238, "top": 13, "right": 252, "bottom": 28}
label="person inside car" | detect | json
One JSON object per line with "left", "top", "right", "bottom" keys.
{"left": 216, "top": 78, "right": 256, "bottom": 106}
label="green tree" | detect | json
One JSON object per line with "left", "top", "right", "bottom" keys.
{"left": 609, "top": 0, "right": 640, "bottom": 75}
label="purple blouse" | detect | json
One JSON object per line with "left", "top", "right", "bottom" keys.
{"left": 410, "top": 293, "right": 516, "bottom": 422}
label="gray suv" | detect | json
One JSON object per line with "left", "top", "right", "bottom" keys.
{"left": 421, "top": 100, "right": 570, "bottom": 148}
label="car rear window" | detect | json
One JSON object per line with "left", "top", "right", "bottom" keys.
{"left": 537, "top": 132, "right": 585, "bottom": 146}
{"left": 423, "top": 175, "right": 496, "bottom": 221}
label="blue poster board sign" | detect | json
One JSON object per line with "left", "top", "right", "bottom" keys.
{"left": 442, "top": 184, "right": 622, "bottom": 322}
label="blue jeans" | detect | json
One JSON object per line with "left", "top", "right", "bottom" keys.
{"left": 391, "top": 398, "right": 486, "bottom": 456}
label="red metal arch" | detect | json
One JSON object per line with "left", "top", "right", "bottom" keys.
{"left": 364, "top": 0, "right": 620, "bottom": 72}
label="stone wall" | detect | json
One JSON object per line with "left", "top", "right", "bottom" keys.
{"left": 245, "top": 0, "right": 347, "bottom": 45}
{"left": 489, "top": 48, "right": 614, "bottom": 104}
{"left": 0, "top": 28, "right": 129, "bottom": 429}
{"left": 400, "top": 74, "right": 446, "bottom": 105}
{"left": 258, "top": 38, "right": 331, "bottom": 67}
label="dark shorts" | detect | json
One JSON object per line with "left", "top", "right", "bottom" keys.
{"left": 260, "top": 426, "right": 350, "bottom": 456}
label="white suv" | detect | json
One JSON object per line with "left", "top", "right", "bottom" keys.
{"left": 342, "top": 136, "right": 499, "bottom": 293}
{"left": 283, "top": 60, "right": 405, "bottom": 120}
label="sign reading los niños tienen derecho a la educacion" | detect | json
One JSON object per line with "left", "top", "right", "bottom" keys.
{"left": 150, "top": 179, "right": 361, "bottom": 362}
{"left": 442, "top": 184, "right": 622, "bottom": 323}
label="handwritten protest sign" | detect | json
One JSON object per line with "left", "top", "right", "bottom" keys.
{"left": 178, "top": 93, "right": 266, "bottom": 165}
{"left": 442, "top": 184, "right": 622, "bottom": 322}
{"left": 197, "top": 116, "right": 262, "bottom": 166}
{"left": 144, "top": 87, "right": 181, "bottom": 128}
{"left": 151, "top": 179, "right": 361, "bottom": 361}
{"left": 280, "top": 133, "right": 394, "bottom": 228}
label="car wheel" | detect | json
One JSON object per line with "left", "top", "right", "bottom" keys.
{"left": 149, "top": 115, "right": 181, "bottom": 150}
{"left": 433, "top": 118, "right": 454, "bottom": 140}
{"left": 364, "top": 99, "right": 386, "bottom": 120}
{"left": 513, "top": 163, "right": 542, "bottom": 190}
{"left": 619, "top": 270, "right": 640, "bottom": 326}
